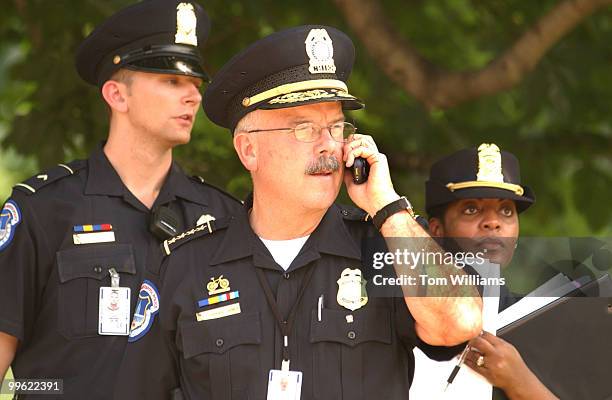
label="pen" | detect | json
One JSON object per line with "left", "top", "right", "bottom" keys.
{"left": 443, "top": 344, "right": 471, "bottom": 392}
{"left": 317, "top": 295, "right": 324, "bottom": 322}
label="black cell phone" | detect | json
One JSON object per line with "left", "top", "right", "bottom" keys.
{"left": 350, "top": 157, "right": 369, "bottom": 184}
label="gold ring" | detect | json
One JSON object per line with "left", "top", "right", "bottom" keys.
{"left": 476, "top": 355, "right": 485, "bottom": 367}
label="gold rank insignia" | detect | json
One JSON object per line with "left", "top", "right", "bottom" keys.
{"left": 305, "top": 28, "right": 336, "bottom": 74}
{"left": 337, "top": 268, "right": 368, "bottom": 311}
{"left": 476, "top": 143, "right": 504, "bottom": 183}
{"left": 207, "top": 275, "right": 230, "bottom": 296}
{"left": 175, "top": 3, "right": 198, "bottom": 46}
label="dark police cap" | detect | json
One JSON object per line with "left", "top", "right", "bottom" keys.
{"left": 203, "top": 25, "right": 364, "bottom": 131}
{"left": 75, "top": 0, "right": 210, "bottom": 86}
{"left": 425, "top": 143, "right": 535, "bottom": 215}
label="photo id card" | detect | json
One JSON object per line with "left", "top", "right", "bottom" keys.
{"left": 98, "top": 286, "right": 131, "bottom": 335}
{"left": 267, "top": 369, "right": 302, "bottom": 400}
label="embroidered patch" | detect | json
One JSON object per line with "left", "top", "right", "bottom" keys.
{"left": 128, "top": 280, "right": 160, "bottom": 342}
{"left": 0, "top": 200, "right": 22, "bottom": 252}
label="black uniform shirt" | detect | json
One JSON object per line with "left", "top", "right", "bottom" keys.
{"left": 116, "top": 203, "right": 462, "bottom": 400}
{"left": 0, "top": 146, "right": 242, "bottom": 399}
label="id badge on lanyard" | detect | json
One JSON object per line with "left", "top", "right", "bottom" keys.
{"left": 98, "top": 267, "right": 131, "bottom": 335}
{"left": 267, "top": 360, "right": 302, "bottom": 400}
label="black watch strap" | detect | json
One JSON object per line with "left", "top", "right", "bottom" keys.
{"left": 372, "top": 196, "right": 415, "bottom": 230}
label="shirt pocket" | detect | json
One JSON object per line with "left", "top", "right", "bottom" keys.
{"left": 310, "top": 307, "right": 392, "bottom": 400}
{"left": 179, "top": 311, "right": 262, "bottom": 400}
{"left": 56, "top": 243, "right": 136, "bottom": 339}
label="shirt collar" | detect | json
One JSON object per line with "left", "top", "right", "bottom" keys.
{"left": 84, "top": 144, "right": 208, "bottom": 207}
{"left": 210, "top": 201, "right": 362, "bottom": 268}
{"left": 84, "top": 144, "right": 125, "bottom": 197}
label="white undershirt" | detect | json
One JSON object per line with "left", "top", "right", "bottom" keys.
{"left": 259, "top": 236, "right": 310, "bottom": 271}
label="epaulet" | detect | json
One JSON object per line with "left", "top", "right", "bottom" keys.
{"left": 191, "top": 176, "right": 243, "bottom": 205}
{"left": 161, "top": 215, "right": 232, "bottom": 256}
{"left": 13, "top": 160, "right": 86, "bottom": 195}
{"left": 338, "top": 204, "right": 371, "bottom": 223}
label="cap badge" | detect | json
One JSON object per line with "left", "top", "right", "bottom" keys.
{"left": 476, "top": 143, "right": 504, "bottom": 183}
{"left": 305, "top": 29, "right": 336, "bottom": 74}
{"left": 337, "top": 268, "right": 368, "bottom": 311}
{"left": 175, "top": 3, "right": 198, "bottom": 46}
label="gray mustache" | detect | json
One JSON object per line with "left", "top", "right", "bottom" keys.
{"left": 305, "top": 155, "right": 340, "bottom": 175}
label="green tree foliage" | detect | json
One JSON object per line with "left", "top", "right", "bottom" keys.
{"left": 1, "top": 0, "right": 611, "bottom": 235}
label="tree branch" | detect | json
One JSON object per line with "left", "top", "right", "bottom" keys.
{"left": 333, "top": 0, "right": 612, "bottom": 109}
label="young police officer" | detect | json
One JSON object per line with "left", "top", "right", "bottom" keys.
{"left": 116, "top": 25, "right": 482, "bottom": 399}
{"left": 414, "top": 144, "right": 557, "bottom": 399}
{"left": 0, "top": 1, "right": 241, "bottom": 398}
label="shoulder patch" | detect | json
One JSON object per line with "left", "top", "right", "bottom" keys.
{"left": 128, "top": 280, "right": 160, "bottom": 342}
{"left": 0, "top": 200, "right": 22, "bottom": 252}
{"left": 13, "top": 160, "right": 86, "bottom": 195}
{"left": 162, "top": 216, "right": 232, "bottom": 256}
{"left": 191, "top": 176, "right": 243, "bottom": 205}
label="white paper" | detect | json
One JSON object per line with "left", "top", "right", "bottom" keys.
{"left": 409, "top": 261, "right": 500, "bottom": 400}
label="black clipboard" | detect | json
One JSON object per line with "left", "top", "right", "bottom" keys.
{"left": 496, "top": 274, "right": 612, "bottom": 400}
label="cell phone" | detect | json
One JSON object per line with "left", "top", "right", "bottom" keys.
{"left": 350, "top": 157, "right": 369, "bottom": 184}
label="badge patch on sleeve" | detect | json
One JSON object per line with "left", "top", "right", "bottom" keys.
{"left": 128, "top": 280, "right": 160, "bottom": 342}
{"left": 0, "top": 200, "right": 22, "bottom": 252}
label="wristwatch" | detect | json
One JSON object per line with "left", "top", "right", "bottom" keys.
{"left": 372, "top": 196, "right": 415, "bottom": 230}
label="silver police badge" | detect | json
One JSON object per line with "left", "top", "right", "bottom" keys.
{"left": 305, "top": 28, "right": 336, "bottom": 74}
{"left": 175, "top": 3, "right": 198, "bottom": 46}
{"left": 337, "top": 268, "right": 368, "bottom": 311}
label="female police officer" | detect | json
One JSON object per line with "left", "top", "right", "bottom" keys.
{"left": 419, "top": 143, "right": 558, "bottom": 399}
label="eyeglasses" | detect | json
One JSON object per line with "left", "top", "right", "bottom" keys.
{"left": 247, "top": 121, "right": 357, "bottom": 143}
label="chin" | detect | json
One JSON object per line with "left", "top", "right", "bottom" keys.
{"left": 167, "top": 132, "right": 192, "bottom": 147}
{"left": 300, "top": 191, "right": 337, "bottom": 211}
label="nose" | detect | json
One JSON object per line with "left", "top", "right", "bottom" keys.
{"left": 315, "top": 126, "right": 340, "bottom": 155}
{"left": 480, "top": 209, "right": 501, "bottom": 231}
{"left": 183, "top": 83, "right": 202, "bottom": 106}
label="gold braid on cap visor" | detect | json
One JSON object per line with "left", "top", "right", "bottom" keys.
{"left": 241, "top": 79, "right": 350, "bottom": 107}
{"left": 446, "top": 181, "right": 524, "bottom": 196}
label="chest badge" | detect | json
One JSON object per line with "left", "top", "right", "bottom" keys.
{"left": 207, "top": 275, "right": 230, "bottom": 296}
{"left": 337, "top": 268, "right": 368, "bottom": 311}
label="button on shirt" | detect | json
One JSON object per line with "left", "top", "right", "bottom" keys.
{"left": 0, "top": 146, "right": 242, "bottom": 399}
{"left": 116, "top": 203, "right": 463, "bottom": 400}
